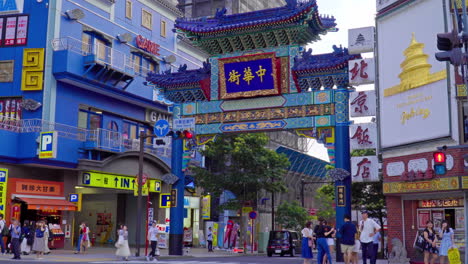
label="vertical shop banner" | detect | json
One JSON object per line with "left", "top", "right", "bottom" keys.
{"left": 10, "top": 203, "right": 20, "bottom": 222}
{"left": 351, "top": 156, "right": 379, "bottom": 182}
{"left": 349, "top": 91, "right": 376, "bottom": 117}
{"left": 0, "top": 169, "right": 8, "bottom": 216}
{"left": 348, "top": 26, "right": 375, "bottom": 54}
{"left": 201, "top": 195, "right": 211, "bottom": 220}
{"left": 4, "top": 16, "right": 17, "bottom": 46}
{"left": 212, "top": 223, "right": 219, "bottom": 248}
{"left": 349, "top": 123, "right": 377, "bottom": 150}
{"left": 348, "top": 58, "right": 375, "bottom": 85}
{"left": 0, "top": 18, "right": 3, "bottom": 45}
{"left": 15, "top": 15, "right": 28, "bottom": 45}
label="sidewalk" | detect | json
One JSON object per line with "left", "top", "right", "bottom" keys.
{"left": 0, "top": 246, "right": 391, "bottom": 263}
{"left": 0, "top": 246, "right": 244, "bottom": 262}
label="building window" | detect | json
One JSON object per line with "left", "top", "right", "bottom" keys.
{"left": 82, "top": 32, "right": 110, "bottom": 63}
{"left": 78, "top": 108, "right": 102, "bottom": 130}
{"left": 125, "top": 0, "right": 132, "bottom": 19}
{"left": 160, "top": 20, "right": 166, "bottom": 37}
{"left": 142, "top": 9, "right": 152, "bottom": 30}
{"left": 132, "top": 53, "right": 157, "bottom": 76}
{"left": 0, "top": 61, "right": 14, "bottom": 82}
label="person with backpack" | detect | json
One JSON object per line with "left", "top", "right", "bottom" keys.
{"left": 0, "top": 214, "right": 7, "bottom": 255}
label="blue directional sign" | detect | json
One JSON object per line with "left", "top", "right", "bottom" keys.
{"left": 154, "top": 119, "right": 170, "bottom": 137}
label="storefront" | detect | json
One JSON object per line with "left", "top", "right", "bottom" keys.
{"left": 8, "top": 179, "right": 76, "bottom": 249}
{"left": 75, "top": 171, "right": 168, "bottom": 246}
{"left": 163, "top": 196, "right": 200, "bottom": 246}
{"left": 383, "top": 149, "right": 468, "bottom": 263}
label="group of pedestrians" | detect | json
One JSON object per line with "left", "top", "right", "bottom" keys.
{"left": 0, "top": 215, "right": 51, "bottom": 260}
{"left": 421, "top": 220, "right": 455, "bottom": 264}
{"left": 301, "top": 210, "right": 381, "bottom": 264}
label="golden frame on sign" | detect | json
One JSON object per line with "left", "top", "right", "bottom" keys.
{"left": 218, "top": 52, "right": 279, "bottom": 100}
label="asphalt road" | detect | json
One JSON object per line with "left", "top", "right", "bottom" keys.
{"left": 0, "top": 255, "right": 308, "bottom": 264}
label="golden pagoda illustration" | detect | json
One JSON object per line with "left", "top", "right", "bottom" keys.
{"left": 384, "top": 33, "right": 446, "bottom": 97}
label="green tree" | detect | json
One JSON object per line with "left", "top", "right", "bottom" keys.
{"left": 191, "top": 133, "right": 290, "bottom": 243}
{"left": 276, "top": 201, "right": 311, "bottom": 231}
{"left": 315, "top": 183, "right": 335, "bottom": 222}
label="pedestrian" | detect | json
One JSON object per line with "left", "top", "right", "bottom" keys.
{"left": 339, "top": 215, "right": 356, "bottom": 264}
{"left": 207, "top": 227, "right": 213, "bottom": 252}
{"left": 20, "top": 221, "right": 31, "bottom": 255}
{"left": 438, "top": 220, "right": 454, "bottom": 264}
{"left": 359, "top": 210, "right": 381, "bottom": 264}
{"left": 5, "top": 220, "right": 13, "bottom": 254}
{"left": 115, "top": 225, "right": 130, "bottom": 261}
{"left": 314, "top": 218, "right": 333, "bottom": 264}
{"left": 0, "top": 214, "right": 7, "bottom": 255}
{"left": 323, "top": 220, "right": 336, "bottom": 264}
{"left": 43, "top": 220, "right": 50, "bottom": 255}
{"left": 352, "top": 230, "right": 360, "bottom": 264}
{"left": 372, "top": 231, "right": 381, "bottom": 260}
{"left": 301, "top": 221, "right": 314, "bottom": 264}
{"left": 147, "top": 221, "right": 159, "bottom": 261}
{"left": 10, "top": 219, "right": 21, "bottom": 260}
{"left": 75, "top": 222, "right": 89, "bottom": 254}
{"left": 32, "top": 221, "right": 46, "bottom": 260}
{"left": 423, "top": 220, "right": 438, "bottom": 264}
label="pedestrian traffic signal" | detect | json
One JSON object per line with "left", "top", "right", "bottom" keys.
{"left": 435, "top": 30, "right": 464, "bottom": 66}
{"left": 433, "top": 152, "right": 446, "bottom": 175}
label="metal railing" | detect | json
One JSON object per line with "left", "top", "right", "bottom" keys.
{"left": 0, "top": 118, "right": 170, "bottom": 158}
{"left": 52, "top": 37, "right": 134, "bottom": 73}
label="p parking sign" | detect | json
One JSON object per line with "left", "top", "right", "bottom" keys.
{"left": 39, "top": 131, "right": 58, "bottom": 159}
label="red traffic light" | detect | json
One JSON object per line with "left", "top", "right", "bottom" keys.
{"left": 433, "top": 152, "right": 446, "bottom": 163}
{"left": 183, "top": 130, "right": 193, "bottom": 139}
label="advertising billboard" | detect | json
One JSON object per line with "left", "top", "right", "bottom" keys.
{"left": 377, "top": 0, "right": 450, "bottom": 148}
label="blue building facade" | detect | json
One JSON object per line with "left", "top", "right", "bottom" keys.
{"left": 0, "top": 0, "right": 204, "bottom": 248}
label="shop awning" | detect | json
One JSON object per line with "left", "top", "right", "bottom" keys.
{"left": 17, "top": 197, "right": 77, "bottom": 211}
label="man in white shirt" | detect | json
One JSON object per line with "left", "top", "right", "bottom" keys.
{"left": 146, "top": 221, "right": 159, "bottom": 262}
{"left": 359, "top": 211, "right": 381, "bottom": 264}
{"left": 207, "top": 227, "right": 213, "bottom": 252}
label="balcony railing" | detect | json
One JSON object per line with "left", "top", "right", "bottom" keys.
{"left": 0, "top": 118, "right": 170, "bottom": 158}
{"left": 51, "top": 37, "right": 154, "bottom": 77}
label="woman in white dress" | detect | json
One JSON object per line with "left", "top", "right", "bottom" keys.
{"left": 115, "top": 225, "right": 131, "bottom": 261}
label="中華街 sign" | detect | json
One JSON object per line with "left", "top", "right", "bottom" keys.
{"left": 377, "top": 0, "right": 450, "bottom": 148}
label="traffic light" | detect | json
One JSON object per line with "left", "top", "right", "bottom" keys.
{"left": 435, "top": 30, "right": 463, "bottom": 66}
{"left": 433, "top": 152, "right": 447, "bottom": 175}
{"left": 166, "top": 130, "right": 194, "bottom": 139}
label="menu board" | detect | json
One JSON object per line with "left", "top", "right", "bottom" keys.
{"left": 0, "top": 14, "right": 29, "bottom": 47}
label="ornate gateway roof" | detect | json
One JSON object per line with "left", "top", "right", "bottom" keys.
{"left": 174, "top": 0, "right": 336, "bottom": 55}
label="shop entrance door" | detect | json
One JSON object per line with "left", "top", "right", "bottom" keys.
{"left": 445, "top": 209, "right": 455, "bottom": 229}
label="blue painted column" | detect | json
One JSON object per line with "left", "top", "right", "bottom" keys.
{"left": 334, "top": 88, "right": 352, "bottom": 262}
{"left": 169, "top": 137, "right": 184, "bottom": 255}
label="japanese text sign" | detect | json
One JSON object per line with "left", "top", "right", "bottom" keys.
{"left": 219, "top": 52, "right": 279, "bottom": 100}
{"left": 0, "top": 14, "right": 28, "bottom": 47}
{"left": 336, "top": 186, "right": 345, "bottom": 207}
{"left": 0, "top": 169, "right": 7, "bottom": 216}
{"left": 79, "top": 171, "right": 162, "bottom": 192}
{"left": 15, "top": 181, "right": 62, "bottom": 196}
{"left": 349, "top": 58, "right": 375, "bottom": 85}
{"left": 173, "top": 117, "right": 195, "bottom": 130}
{"left": 351, "top": 156, "right": 379, "bottom": 182}
{"left": 349, "top": 123, "right": 377, "bottom": 150}
{"left": 349, "top": 90, "right": 376, "bottom": 117}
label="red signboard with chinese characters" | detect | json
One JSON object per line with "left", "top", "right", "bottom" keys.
{"left": 348, "top": 58, "right": 375, "bottom": 85}
{"left": 136, "top": 35, "right": 160, "bottom": 56}
{"left": 349, "top": 91, "right": 376, "bottom": 117}
{"left": 12, "top": 179, "right": 63, "bottom": 196}
{"left": 349, "top": 123, "right": 377, "bottom": 150}
{"left": 0, "top": 14, "right": 29, "bottom": 47}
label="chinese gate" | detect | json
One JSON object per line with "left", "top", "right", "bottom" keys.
{"left": 147, "top": 0, "right": 361, "bottom": 256}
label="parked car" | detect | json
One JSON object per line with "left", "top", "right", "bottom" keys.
{"left": 267, "top": 230, "right": 302, "bottom": 257}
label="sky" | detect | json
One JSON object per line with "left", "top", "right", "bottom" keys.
{"left": 305, "top": 0, "right": 376, "bottom": 161}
